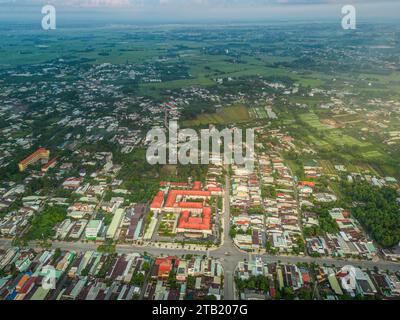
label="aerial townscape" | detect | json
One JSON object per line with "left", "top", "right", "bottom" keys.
{"left": 1, "top": 1, "right": 400, "bottom": 303}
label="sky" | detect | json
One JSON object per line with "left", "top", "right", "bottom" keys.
{"left": 0, "top": 0, "right": 399, "bottom": 26}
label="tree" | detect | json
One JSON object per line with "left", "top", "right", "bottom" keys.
{"left": 132, "top": 293, "right": 140, "bottom": 300}
{"left": 130, "top": 272, "right": 145, "bottom": 286}
{"left": 187, "top": 275, "right": 196, "bottom": 290}
{"left": 265, "top": 240, "right": 272, "bottom": 253}
{"left": 168, "top": 270, "right": 179, "bottom": 289}
{"left": 142, "top": 261, "right": 150, "bottom": 273}
{"left": 229, "top": 227, "right": 237, "bottom": 238}
{"left": 341, "top": 181, "right": 400, "bottom": 248}
{"left": 281, "top": 287, "right": 295, "bottom": 300}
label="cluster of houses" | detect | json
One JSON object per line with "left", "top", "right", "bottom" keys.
{"left": 110, "top": 129, "right": 144, "bottom": 154}
{"left": 305, "top": 208, "right": 377, "bottom": 259}
{"left": 0, "top": 247, "right": 152, "bottom": 300}
{"left": 236, "top": 255, "right": 400, "bottom": 300}
{"left": 263, "top": 153, "right": 302, "bottom": 254}
{"left": 51, "top": 153, "right": 133, "bottom": 242}
{"left": 61, "top": 251, "right": 149, "bottom": 300}
{"left": 230, "top": 163, "right": 265, "bottom": 252}
{"left": 0, "top": 186, "right": 36, "bottom": 237}
{"left": 236, "top": 256, "right": 312, "bottom": 300}
{"left": 303, "top": 159, "right": 322, "bottom": 180}
{"left": 229, "top": 130, "right": 304, "bottom": 254}
{"left": 316, "top": 264, "right": 400, "bottom": 299}
{"left": 346, "top": 172, "right": 398, "bottom": 188}
{"left": 145, "top": 255, "right": 223, "bottom": 300}
{"left": 0, "top": 247, "right": 76, "bottom": 300}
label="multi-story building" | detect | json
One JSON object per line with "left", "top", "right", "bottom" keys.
{"left": 18, "top": 148, "right": 50, "bottom": 172}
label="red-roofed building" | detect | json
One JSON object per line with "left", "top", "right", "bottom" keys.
{"left": 164, "top": 189, "right": 211, "bottom": 211}
{"left": 41, "top": 157, "right": 58, "bottom": 173}
{"left": 19, "top": 277, "right": 36, "bottom": 294}
{"left": 176, "top": 207, "right": 212, "bottom": 236}
{"left": 301, "top": 272, "right": 311, "bottom": 283}
{"left": 150, "top": 191, "right": 164, "bottom": 212}
{"left": 150, "top": 182, "right": 221, "bottom": 238}
{"left": 298, "top": 181, "right": 315, "bottom": 188}
{"left": 192, "top": 181, "right": 201, "bottom": 190}
{"left": 207, "top": 187, "right": 223, "bottom": 196}
{"left": 153, "top": 256, "right": 179, "bottom": 279}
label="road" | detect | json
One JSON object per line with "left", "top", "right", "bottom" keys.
{"left": 1, "top": 171, "right": 400, "bottom": 300}
{"left": 1, "top": 237, "right": 400, "bottom": 300}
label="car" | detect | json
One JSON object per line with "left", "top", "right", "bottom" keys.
{"left": 224, "top": 252, "right": 231, "bottom": 256}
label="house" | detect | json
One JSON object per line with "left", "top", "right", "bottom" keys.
{"left": 337, "top": 265, "right": 377, "bottom": 297}
{"left": 85, "top": 220, "right": 103, "bottom": 240}
{"left": 152, "top": 256, "right": 179, "bottom": 279}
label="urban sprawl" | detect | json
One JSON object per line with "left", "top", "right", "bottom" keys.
{"left": 1, "top": 23, "right": 400, "bottom": 301}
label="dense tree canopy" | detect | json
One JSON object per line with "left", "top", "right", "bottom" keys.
{"left": 342, "top": 182, "right": 400, "bottom": 248}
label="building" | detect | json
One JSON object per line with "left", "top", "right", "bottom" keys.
{"left": 176, "top": 207, "right": 212, "bottom": 236}
{"left": 18, "top": 148, "right": 50, "bottom": 172}
{"left": 62, "top": 178, "right": 83, "bottom": 190}
{"left": 337, "top": 265, "right": 377, "bottom": 297}
{"left": 150, "top": 191, "right": 164, "bottom": 213}
{"left": 149, "top": 181, "right": 219, "bottom": 237}
{"left": 106, "top": 208, "right": 124, "bottom": 239}
{"left": 152, "top": 256, "right": 179, "bottom": 279}
{"left": 41, "top": 157, "right": 58, "bottom": 172}
{"left": 85, "top": 220, "right": 103, "bottom": 240}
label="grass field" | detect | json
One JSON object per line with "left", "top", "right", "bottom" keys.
{"left": 307, "top": 134, "right": 329, "bottom": 147}
{"left": 182, "top": 105, "right": 251, "bottom": 127}
{"left": 325, "top": 130, "right": 370, "bottom": 147}
{"left": 299, "top": 112, "right": 331, "bottom": 131}
{"left": 362, "top": 150, "right": 384, "bottom": 159}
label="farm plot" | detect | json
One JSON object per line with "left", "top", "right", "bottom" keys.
{"left": 299, "top": 112, "right": 330, "bottom": 131}
{"left": 250, "top": 106, "right": 268, "bottom": 119}
{"left": 320, "top": 160, "right": 337, "bottom": 175}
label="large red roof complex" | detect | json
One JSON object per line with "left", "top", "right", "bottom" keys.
{"left": 177, "top": 207, "right": 212, "bottom": 231}
{"left": 165, "top": 189, "right": 211, "bottom": 208}
{"left": 150, "top": 181, "right": 220, "bottom": 236}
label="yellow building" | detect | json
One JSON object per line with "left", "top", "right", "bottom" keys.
{"left": 18, "top": 148, "right": 50, "bottom": 172}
